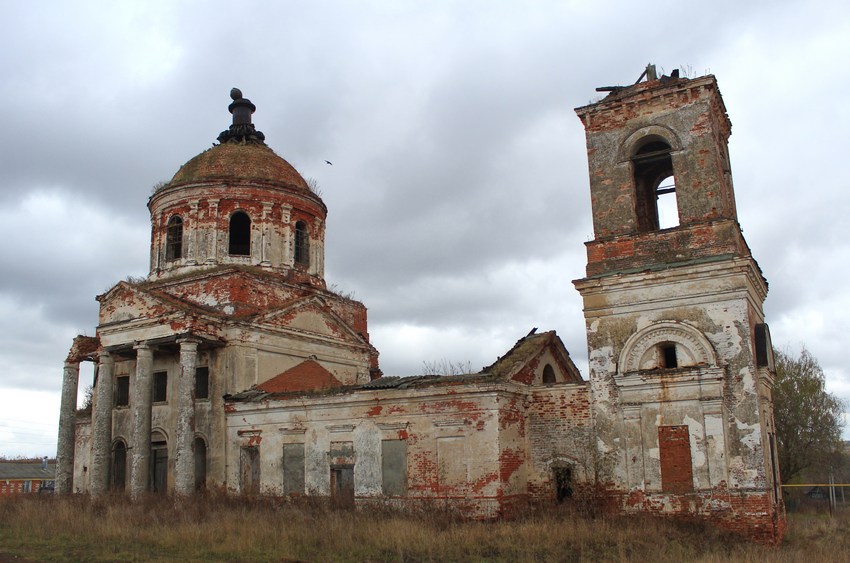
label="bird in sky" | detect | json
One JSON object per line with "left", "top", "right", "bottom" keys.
{"left": 325, "top": 160, "right": 333, "bottom": 165}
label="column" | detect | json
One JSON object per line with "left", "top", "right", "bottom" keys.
{"left": 129, "top": 343, "right": 154, "bottom": 498}
{"left": 174, "top": 338, "right": 199, "bottom": 494}
{"left": 187, "top": 202, "right": 198, "bottom": 265}
{"left": 55, "top": 361, "right": 80, "bottom": 494}
{"left": 206, "top": 200, "right": 218, "bottom": 264}
{"left": 281, "top": 204, "right": 292, "bottom": 266}
{"left": 260, "top": 202, "right": 272, "bottom": 266}
{"left": 90, "top": 352, "right": 114, "bottom": 496}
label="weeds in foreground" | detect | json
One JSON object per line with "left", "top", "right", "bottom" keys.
{"left": 0, "top": 495, "right": 848, "bottom": 562}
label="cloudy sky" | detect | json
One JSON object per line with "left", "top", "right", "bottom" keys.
{"left": 1, "top": 0, "right": 848, "bottom": 457}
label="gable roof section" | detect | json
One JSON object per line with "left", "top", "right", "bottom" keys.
{"left": 257, "top": 360, "right": 343, "bottom": 393}
{"left": 481, "top": 329, "right": 583, "bottom": 385}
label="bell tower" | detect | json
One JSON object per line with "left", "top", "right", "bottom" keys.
{"left": 573, "top": 68, "right": 784, "bottom": 542}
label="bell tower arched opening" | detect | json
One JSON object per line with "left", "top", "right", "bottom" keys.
{"left": 632, "top": 140, "right": 677, "bottom": 231}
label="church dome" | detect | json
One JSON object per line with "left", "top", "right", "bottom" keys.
{"left": 146, "top": 88, "right": 328, "bottom": 285}
{"left": 168, "top": 143, "right": 309, "bottom": 190}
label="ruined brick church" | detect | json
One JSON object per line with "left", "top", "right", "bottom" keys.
{"left": 55, "top": 70, "right": 785, "bottom": 541}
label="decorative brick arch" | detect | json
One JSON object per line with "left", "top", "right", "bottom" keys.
{"left": 618, "top": 321, "right": 717, "bottom": 374}
{"left": 618, "top": 124, "right": 682, "bottom": 162}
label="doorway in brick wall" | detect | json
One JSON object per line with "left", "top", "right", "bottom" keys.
{"left": 553, "top": 465, "right": 573, "bottom": 503}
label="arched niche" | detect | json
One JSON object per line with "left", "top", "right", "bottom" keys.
{"left": 618, "top": 321, "right": 717, "bottom": 374}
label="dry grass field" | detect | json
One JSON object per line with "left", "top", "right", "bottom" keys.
{"left": 1, "top": 494, "right": 849, "bottom": 562}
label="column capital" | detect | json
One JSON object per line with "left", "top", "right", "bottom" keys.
{"left": 133, "top": 341, "right": 154, "bottom": 351}
{"left": 63, "top": 360, "right": 80, "bottom": 369}
{"left": 177, "top": 336, "right": 202, "bottom": 348}
{"left": 98, "top": 351, "right": 114, "bottom": 365}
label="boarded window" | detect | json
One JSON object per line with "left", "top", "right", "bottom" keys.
{"left": 283, "top": 443, "right": 306, "bottom": 495}
{"left": 165, "top": 215, "right": 183, "bottom": 260}
{"left": 115, "top": 376, "right": 130, "bottom": 407}
{"left": 436, "top": 436, "right": 467, "bottom": 491}
{"left": 294, "top": 220, "right": 309, "bottom": 267}
{"left": 240, "top": 446, "right": 260, "bottom": 495}
{"left": 381, "top": 439, "right": 407, "bottom": 496}
{"left": 153, "top": 371, "right": 167, "bottom": 402}
{"left": 195, "top": 367, "right": 209, "bottom": 400}
{"left": 659, "top": 425, "right": 694, "bottom": 494}
{"left": 229, "top": 211, "right": 251, "bottom": 256}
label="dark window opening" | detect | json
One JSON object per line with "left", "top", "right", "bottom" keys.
{"left": 153, "top": 371, "right": 167, "bottom": 402}
{"left": 542, "top": 364, "right": 556, "bottom": 386}
{"left": 111, "top": 442, "right": 127, "bottom": 491}
{"left": 294, "top": 220, "right": 310, "bottom": 267}
{"left": 195, "top": 367, "right": 209, "bottom": 400}
{"left": 115, "top": 376, "right": 130, "bottom": 407}
{"left": 165, "top": 216, "right": 183, "bottom": 260}
{"left": 553, "top": 466, "right": 573, "bottom": 502}
{"left": 229, "top": 211, "right": 251, "bottom": 256}
{"left": 660, "top": 343, "right": 678, "bottom": 369}
{"left": 755, "top": 323, "right": 773, "bottom": 368}
{"left": 151, "top": 440, "right": 168, "bottom": 493}
{"left": 632, "top": 141, "right": 676, "bottom": 232}
{"left": 194, "top": 437, "right": 207, "bottom": 491}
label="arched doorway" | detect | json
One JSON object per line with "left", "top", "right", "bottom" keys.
{"left": 194, "top": 436, "right": 207, "bottom": 491}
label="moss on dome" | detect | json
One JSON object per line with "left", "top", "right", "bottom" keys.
{"left": 167, "top": 143, "right": 309, "bottom": 189}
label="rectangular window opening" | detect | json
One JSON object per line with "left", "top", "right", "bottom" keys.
{"left": 153, "top": 371, "right": 168, "bottom": 403}
{"left": 195, "top": 367, "right": 209, "bottom": 400}
{"left": 661, "top": 344, "right": 678, "bottom": 369}
{"left": 115, "top": 376, "right": 130, "bottom": 407}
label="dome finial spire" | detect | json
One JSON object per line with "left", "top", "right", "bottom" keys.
{"left": 217, "top": 87, "right": 266, "bottom": 145}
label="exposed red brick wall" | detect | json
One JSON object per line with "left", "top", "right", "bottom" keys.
{"left": 584, "top": 220, "right": 748, "bottom": 277}
{"left": 658, "top": 425, "right": 694, "bottom": 494}
{"left": 257, "top": 360, "right": 342, "bottom": 393}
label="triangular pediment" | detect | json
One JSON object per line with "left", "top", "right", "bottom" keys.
{"left": 97, "top": 281, "right": 223, "bottom": 329}
{"left": 256, "top": 296, "right": 367, "bottom": 345}
{"left": 98, "top": 282, "right": 175, "bottom": 325}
